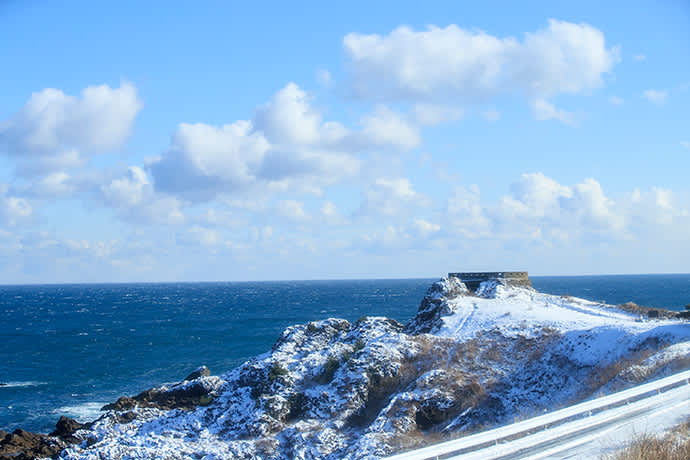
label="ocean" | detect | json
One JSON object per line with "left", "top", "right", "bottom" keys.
{"left": 1, "top": 274, "right": 689, "bottom": 434}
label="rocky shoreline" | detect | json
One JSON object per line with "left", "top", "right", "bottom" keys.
{"left": 0, "top": 366, "right": 219, "bottom": 460}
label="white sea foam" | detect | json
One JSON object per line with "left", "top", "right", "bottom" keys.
{"left": 52, "top": 402, "right": 104, "bottom": 422}
{"left": 0, "top": 381, "right": 47, "bottom": 388}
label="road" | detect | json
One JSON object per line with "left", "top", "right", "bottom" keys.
{"left": 451, "top": 384, "right": 690, "bottom": 459}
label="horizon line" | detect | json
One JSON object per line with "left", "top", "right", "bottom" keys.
{"left": 1, "top": 272, "right": 689, "bottom": 287}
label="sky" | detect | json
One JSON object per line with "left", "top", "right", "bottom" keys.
{"left": 0, "top": 0, "right": 689, "bottom": 283}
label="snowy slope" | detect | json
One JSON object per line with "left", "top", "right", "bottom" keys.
{"left": 54, "top": 278, "right": 690, "bottom": 460}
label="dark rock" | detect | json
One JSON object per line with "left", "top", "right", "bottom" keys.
{"left": 102, "top": 395, "right": 137, "bottom": 411}
{"left": 406, "top": 278, "right": 469, "bottom": 334}
{"left": 0, "top": 383, "right": 6, "bottom": 387}
{"left": 114, "top": 411, "right": 138, "bottom": 424}
{"left": 185, "top": 366, "right": 210, "bottom": 381}
{"left": 50, "top": 415, "right": 85, "bottom": 443}
{"left": 677, "top": 311, "right": 690, "bottom": 319}
{"left": 647, "top": 309, "right": 659, "bottom": 318}
{"left": 103, "top": 379, "right": 218, "bottom": 412}
{"left": 0, "top": 428, "right": 67, "bottom": 460}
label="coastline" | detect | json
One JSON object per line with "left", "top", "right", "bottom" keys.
{"left": 3, "top": 275, "right": 690, "bottom": 459}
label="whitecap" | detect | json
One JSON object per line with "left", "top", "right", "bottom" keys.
{"left": 51, "top": 402, "right": 105, "bottom": 422}
{"left": 0, "top": 381, "right": 47, "bottom": 388}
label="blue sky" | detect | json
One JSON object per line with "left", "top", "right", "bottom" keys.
{"left": 0, "top": 0, "right": 688, "bottom": 283}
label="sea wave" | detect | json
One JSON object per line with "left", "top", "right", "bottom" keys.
{"left": 0, "top": 381, "right": 47, "bottom": 388}
{"left": 51, "top": 402, "right": 105, "bottom": 422}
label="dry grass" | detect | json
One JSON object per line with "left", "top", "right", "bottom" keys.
{"left": 581, "top": 345, "right": 660, "bottom": 398}
{"left": 615, "top": 302, "right": 677, "bottom": 319}
{"left": 604, "top": 430, "right": 690, "bottom": 460}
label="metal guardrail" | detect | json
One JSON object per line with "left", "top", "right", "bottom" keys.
{"left": 384, "top": 368, "right": 690, "bottom": 460}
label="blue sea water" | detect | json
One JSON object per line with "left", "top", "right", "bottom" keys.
{"left": 1, "top": 274, "right": 689, "bottom": 433}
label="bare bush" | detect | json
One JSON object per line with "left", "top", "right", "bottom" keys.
{"left": 604, "top": 431, "right": 690, "bottom": 460}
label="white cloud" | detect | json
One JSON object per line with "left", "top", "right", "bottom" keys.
{"left": 413, "top": 218, "right": 440, "bottom": 236}
{"left": 681, "top": 141, "right": 690, "bottom": 149}
{"left": 359, "top": 177, "right": 423, "bottom": 216}
{"left": 531, "top": 98, "right": 576, "bottom": 125}
{"left": 149, "top": 121, "right": 270, "bottom": 201}
{"left": 608, "top": 96, "right": 624, "bottom": 105}
{"left": 0, "top": 82, "right": 142, "bottom": 174}
{"left": 499, "top": 172, "right": 572, "bottom": 221}
{"left": 344, "top": 19, "right": 618, "bottom": 104}
{"left": 358, "top": 105, "right": 420, "bottom": 149}
{"left": 625, "top": 187, "right": 685, "bottom": 227}
{"left": 0, "top": 184, "right": 32, "bottom": 226}
{"left": 484, "top": 173, "right": 651, "bottom": 241}
{"left": 359, "top": 225, "right": 409, "bottom": 250}
{"left": 31, "top": 171, "right": 74, "bottom": 197}
{"left": 277, "top": 199, "right": 307, "bottom": 221}
{"left": 567, "top": 178, "right": 623, "bottom": 231}
{"left": 412, "top": 104, "right": 464, "bottom": 126}
{"left": 633, "top": 54, "right": 646, "bottom": 61}
{"left": 253, "top": 83, "right": 328, "bottom": 146}
{"left": 149, "top": 83, "right": 422, "bottom": 202}
{"left": 102, "top": 166, "right": 149, "bottom": 208}
{"left": 188, "top": 226, "right": 220, "bottom": 247}
{"left": 446, "top": 185, "right": 491, "bottom": 238}
{"left": 642, "top": 89, "right": 667, "bottom": 104}
{"left": 101, "top": 166, "right": 184, "bottom": 224}
{"left": 321, "top": 201, "right": 337, "bottom": 217}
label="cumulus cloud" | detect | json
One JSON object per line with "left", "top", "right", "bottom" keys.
{"left": 344, "top": 19, "right": 619, "bottom": 104}
{"left": 150, "top": 121, "right": 270, "bottom": 201}
{"left": 149, "top": 83, "right": 420, "bottom": 202}
{"left": 358, "top": 106, "right": 420, "bottom": 149}
{"left": 359, "top": 177, "right": 424, "bottom": 217}
{"left": 253, "top": 83, "right": 328, "bottom": 146}
{"left": 446, "top": 185, "right": 491, "bottom": 238}
{"left": 0, "top": 82, "right": 142, "bottom": 174}
{"left": 625, "top": 187, "right": 685, "bottom": 227}
{"left": 435, "top": 173, "right": 689, "bottom": 253}
{"left": 101, "top": 166, "right": 184, "bottom": 224}
{"left": 642, "top": 89, "right": 667, "bottom": 104}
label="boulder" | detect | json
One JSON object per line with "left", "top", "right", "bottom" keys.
{"left": 185, "top": 366, "right": 210, "bottom": 381}
{"left": 102, "top": 396, "right": 137, "bottom": 411}
{"left": 102, "top": 376, "right": 222, "bottom": 412}
{"left": 50, "top": 416, "right": 85, "bottom": 443}
{"left": 0, "top": 428, "right": 66, "bottom": 460}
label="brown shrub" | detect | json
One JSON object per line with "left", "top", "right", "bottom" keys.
{"left": 615, "top": 302, "right": 677, "bottom": 319}
{"left": 604, "top": 432, "right": 690, "bottom": 460}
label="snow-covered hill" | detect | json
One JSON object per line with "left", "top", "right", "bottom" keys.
{"left": 54, "top": 277, "right": 690, "bottom": 459}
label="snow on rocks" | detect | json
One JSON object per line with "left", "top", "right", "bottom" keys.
{"left": 53, "top": 277, "right": 690, "bottom": 460}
